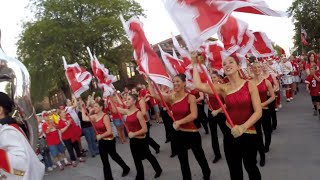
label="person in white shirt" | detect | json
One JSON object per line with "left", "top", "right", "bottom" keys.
{"left": 0, "top": 92, "right": 44, "bottom": 180}
{"left": 280, "top": 56, "right": 294, "bottom": 102}
{"left": 266, "top": 58, "right": 282, "bottom": 109}
{"left": 65, "top": 96, "right": 81, "bottom": 127}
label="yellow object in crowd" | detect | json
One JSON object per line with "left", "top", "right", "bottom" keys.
{"left": 49, "top": 113, "right": 60, "bottom": 124}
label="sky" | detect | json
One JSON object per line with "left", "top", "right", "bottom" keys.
{"left": 0, "top": 0, "right": 295, "bottom": 58}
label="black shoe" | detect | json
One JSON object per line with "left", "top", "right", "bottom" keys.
{"left": 265, "top": 147, "right": 269, "bottom": 153}
{"left": 272, "top": 126, "right": 277, "bottom": 130}
{"left": 122, "top": 167, "right": 130, "bottom": 177}
{"left": 154, "top": 169, "right": 162, "bottom": 178}
{"left": 91, "top": 155, "right": 95, "bottom": 158}
{"left": 205, "top": 131, "right": 209, "bottom": 135}
{"left": 260, "top": 157, "right": 265, "bottom": 167}
{"left": 155, "top": 147, "right": 160, "bottom": 154}
{"left": 212, "top": 156, "right": 221, "bottom": 163}
{"left": 170, "top": 154, "right": 177, "bottom": 158}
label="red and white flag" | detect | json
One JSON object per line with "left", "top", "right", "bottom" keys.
{"left": 159, "top": 45, "right": 187, "bottom": 76}
{"left": 63, "top": 57, "right": 92, "bottom": 98}
{"left": 120, "top": 16, "right": 173, "bottom": 88}
{"left": 88, "top": 50, "right": 117, "bottom": 97}
{"left": 251, "top": 32, "right": 275, "bottom": 58}
{"left": 164, "top": 0, "right": 285, "bottom": 50}
{"left": 205, "top": 42, "right": 224, "bottom": 74}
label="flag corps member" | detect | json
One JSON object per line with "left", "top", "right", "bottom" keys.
{"left": 193, "top": 53, "right": 262, "bottom": 180}
{"left": 148, "top": 74, "right": 211, "bottom": 180}
{"left": 0, "top": 92, "right": 45, "bottom": 180}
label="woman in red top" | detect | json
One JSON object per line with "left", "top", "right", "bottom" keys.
{"left": 117, "top": 94, "right": 162, "bottom": 180}
{"left": 193, "top": 53, "right": 262, "bottom": 180}
{"left": 263, "top": 63, "right": 279, "bottom": 130}
{"left": 57, "top": 110, "right": 85, "bottom": 167}
{"left": 206, "top": 71, "right": 228, "bottom": 164}
{"left": 133, "top": 87, "right": 160, "bottom": 154}
{"left": 251, "top": 62, "right": 275, "bottom": 166}
{"left": 42, "top": 112, "right": 70, "bottom": 170}
{"left": 80, "top": 99, "right": 130, "bottom": 180}
{"left": 148, "top": 74, "right": 211, "bottom": 180}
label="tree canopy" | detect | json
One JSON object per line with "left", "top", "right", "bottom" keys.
{"left": 17, "top": 0, "right": 144, "bottom": 102}
{"left": 288, "top": 0, "right": 320, "bottom": 54}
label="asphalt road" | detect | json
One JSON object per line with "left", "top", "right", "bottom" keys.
{"left": 44, "top": 89, "right": 320, "bottom": 180}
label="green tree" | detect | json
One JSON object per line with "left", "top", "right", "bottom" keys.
{"left": 17, "top": 0, "right": 144, "bottom": 102}
{"left": 288, "top": 0, "right": 320, "bottom": 54}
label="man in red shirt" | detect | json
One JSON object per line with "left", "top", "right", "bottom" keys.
{"left": 305, "top": 65, "right": 320, "bottom": 118}
{"left": 42, "top": 112, "right": 70, "bottom": 170}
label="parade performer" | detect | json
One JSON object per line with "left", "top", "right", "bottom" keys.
{"left": 305, "top": 65, "right": 320, "bottom": 119}
{"left": 80, "top": 99, "right": 130, "bottom": 180}
{"left": 116, "top": 94, "right": 162, "bottom": 180}
{"left": 251, "top": 61, "right": 275, "bottom": 166}
{"left": 206, "top": 71, "right": 228, "bottom": 163}
{"left": 132, "top": 87, "right": 160, "bottom": 154}
{"left": 189, "top": 89, "right": 209, "bottom": 134}
{"left": 148, "top": 74, "right": 211, "bottom": 180}
{"left": 263, "top": 62, "right": 279, "bottom": 130}
{"left": 290, "top": 56, "right": 300, "bottom": 95}
{"left": 193, "top": 54, "right": 262, "bottom": 180}
{"left": 56, "top": 109, "right": 85, "bottom": 167}
{"left": 42, "top": 112, "right": 71, "bottom": 170}
{"left": 280, "top": 56, "right": 294, "bottom": 102}
{"left": 266, "top": 57, "right": 282, "bottom": 110}
{"left": 0, "top": 92, "right": 45, "bottom": 180}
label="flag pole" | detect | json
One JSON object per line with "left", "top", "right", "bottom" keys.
{"left": 197, "top": 60, "right": 234, "bottom": 127}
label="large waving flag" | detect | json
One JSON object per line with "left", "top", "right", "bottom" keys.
{"left": 63, "top": 57, "right": 92, "bottom": 98}
{"left": 87, "top": 48, "right": 117, "bottom": 97}
{"left": 120, "top": 16, "right": 173, "bottom": 88}
{"left": 205, "top": 42, "right": 224, "bottom": 74}
{"left": 251, "top": 32, "right": 275, "bottom": 58}
{"left": 163, "top": 0, "right": 285, "bottom": 50}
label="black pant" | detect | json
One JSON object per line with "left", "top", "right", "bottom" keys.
{"left": 98, "top": 139, "right": 129, "bottom": 180}
{"left": 196, "top": 104, "right": 209, "bottom": 133}
{"left": 255, "top": 109, "right": 272, "bottom": 156}
{"left": 175, "top": 131, "right": 211, "bottom": 180}
{"left": 208, "top": 112, "right": 228, "bottom": 158}
{"left": 224, "top": 132, "right": 261, "bottom": 180}
{"left": 160, "top": 108, "right": 177, "bottom": 155}
{"left": 146, "top": 121, "right": 160, "bottom": 152}
{"left": 129, "top": 138, "right": 162, "bottom": 180}
{"left": 268, "top": 98, "right": 277, "bottom": 129}
{"left": 63, "top": 139, "right": 81, "bottom": 161}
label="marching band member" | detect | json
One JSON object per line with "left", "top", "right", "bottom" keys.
{"left": 290, "top": 56, "right": 300, "bottom": 95}
{"left": 266, "top": 57, "right": 282, "bottom": 110}
{"left": 193, "top": 53, "right": 262, "bottom": 180}
{"left": 305, "top": 65, "right": 320, "bottom": 118}
{"left": 251, "top": 61, "right": 275, "bottom": 166}
{"left": 148, "top": 74, "right": 211, "bottom": 180}
{"left": 132, "top": 87, "right": 160, "bottom": 154}
{"left": 116, "top": 93, "right": 162, "bottom": 180}
{"left": 263, "top": 62, "right": 279, "bottom": 130}
{"left": 189, "top": 89, "right": 209, "bottom": 134}
{"left": 280, "top": 56, "right": 294, "bottom": 102}
{"left": 206, "top": 71, "right": 228, "bottom": 163}
{"left": 0, "top": 92, "right": 45, "bottom": 180}
{"left": 80, "top": 99, "right": 130, "bottom": 180}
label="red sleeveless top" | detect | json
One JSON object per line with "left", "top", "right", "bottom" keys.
{"left": 208, "top": 94, "right": 224, "bottom": 111}
{"left": 189, "top": 90, "right": 200, "bottom": 99}
{"left": 225, "top": 81, "right": 256, "bottom": 132}
{"left": 257, "top": 79, "right": 268, "bottom": 103}
{"left": 94, "top": 114, "right": 114, "bottom": 139}
{"left": 125, "top": 110, "right": 146, "bottom": 138}
{"left": 267, "top": 75, "right": 274, "bottom": 86}
{"left": 171, "top": 94, "right": 198, "bottom": 132}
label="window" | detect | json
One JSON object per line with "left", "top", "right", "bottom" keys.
{"left": 125, "top": 62, "right": 136, "bottom": 78}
